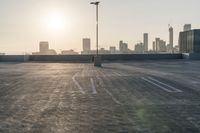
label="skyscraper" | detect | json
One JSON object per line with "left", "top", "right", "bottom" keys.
{"left": 153, "top": 41, "right": 156, "bottom": 52}
{"left": 155, "top": 38, "right": 160, "bottom": 52}
{"left": 143, "top": 33, "right": 148, "bottom": 52}
{"left": 82, "top": 38, "right": 91, "bottom": 51}
{"left": 169, "top": 26, "right": 173, "bottom": 46}
{"left": 168, "top": 26, "right": 174, "bottom": 53}
{"left": 179, "top": 29, "right": 200, "bottom": 53}
{"left": 184, "top": 24, "right": 191, "bottom": 31}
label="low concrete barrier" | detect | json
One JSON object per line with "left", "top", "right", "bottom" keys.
{"left": 101, "top": 54, "right": 182, "bottom": 61}
{"left": 0, "top": 55, "right": 29, "bottom": 62}
{"left": 29, "top": 55, "right": 93, "bottom": 62}
{"left": 182, "top": 53, "right": 200, "bottom": 60}
{"left": 0, "top": 54, "right": 183, "bottom": 62}
{"left": 182, "top": 53, "right": 190, "bottom": 59}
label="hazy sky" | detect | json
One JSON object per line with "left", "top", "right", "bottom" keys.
{"left": 0, "top": 0, "right": 199, "bottom": 54}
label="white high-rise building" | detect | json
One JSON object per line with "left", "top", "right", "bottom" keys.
{"left": 39, "top": 42, "right": 49, "bottom": 53}
{"left": 82, "top": 38, "right": 91, "bottom": 51}
{"left": 168, "top": 26, "right": 174, "bottom": 53}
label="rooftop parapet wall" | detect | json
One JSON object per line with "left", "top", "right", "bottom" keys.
{"left": 0, "top": 55, "right": 29, "bottom": 62}
{"left": 182, "top": 53, "right": 200, "bottom": 60}
{"left": 101, "top": 54, "right": 182, "bottom": 61}
{"left": 0, "top": 54, "right": 184, "bottom": 62}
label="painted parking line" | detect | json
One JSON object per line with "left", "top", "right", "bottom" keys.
{"left": 113, "top": 72, "right": 123, "bottom": 76}
{"left": 142, "top": 77, "right": 182, "bottom": 93}
{"left": 113, "top": 72, "right": 128, "bottom": 77}
{"left": 0, "top": 83, "right": 10, "bottom": 86}
{"left": 90, "top": 78, "right": 97, "bottom": 94}
{"left": 72, "top": 72, "right": 85, "bottom": 94}
{"left": 97, "top": 76, "right": 122, "bottom": 105}
{"left": 148, "top": 77, "right": 183, "bottom": 92}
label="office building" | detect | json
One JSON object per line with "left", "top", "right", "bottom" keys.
{"left": 179, "top": 29, "right": 200, "bottom": 53}
{"left": 40, "top": 42, "right": 49, "bottom": 53}
{"left": 155, "top": 38, "right": 160, "bottom": 52}
{"left": 119, "top": 40, "right": 128, "bottom": 53}
{"left": 110, "top": 46, "right": 116, "bottom": 54}
{"left": 143, "top": 33, "right": 148, "bottom": 52}
{"left": 168, "top": 26, "right": 174, "bottom": 53}
{"left": 32, "top": 42, "right": 57, "bottom": 55}
{"left": 154, "top": 38, "right": 167, "bottom": 52}
{"left": 135, "top": 43, "right": 143, "bottom": 54}
{"left": 173, "top": 45, "right": 179, "bottom": 53}
{"left": 83, "top": 38, "right": 91, "bottom": 51}
{"left": 184, "top": 24, "right": 191, "bottom": 31}
{"left": 61, "top": 50, "right": 79, "bottom": 55}
{"left": 153, "top": 41, "right": 156, "bottom": 52}
{"left": 159, "top": 40, "right": 167, "bottom": 52}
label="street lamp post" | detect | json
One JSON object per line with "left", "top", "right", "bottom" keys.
{"left": 90, "top": 1, "right": 100, "bottom": 56}
{"left": 90, "top": 1, "right": 101, "bottom": 67}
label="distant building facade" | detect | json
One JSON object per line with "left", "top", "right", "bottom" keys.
{"left": 40, "top": 42, "right": 49, "bottom": 53}
{"left": 184, "top": 24, "right": 191, "bottom": 31}
{"left": 173, "top": 45, "right": 179, "bottom": 53}
{"left": 143, "top": 33, "right": 148, "bottom": 52}
{"left": 135, "top": 43, "right": 143, "bottom": 54}
{"left": 61, "top": 50, "right": 79, "bottom": 55}
{"left": 110, "top": 46, "right": 116, "bottom": 54}
{"left": 32, "top": 41, "right": 57, "bottom": 55}
{"left": 154, "top": 38, "right": 167, "bottom": 52}
{"left": 119, "top": 40, "right": 128, "bottom": 54}
{"left": 81, "top": 49, "right": 110, "bottom": 55}
{"left": 153, "top": 41, "right": 156, "bottom": 52}
{"left": 179, "top": 29, "right": 200, "bottom": 53}
{"left": 167, "top": 26, "right": 174, "bottom": 53}
{"left": 82, "top": 38, "right": 91, "bottom": 51}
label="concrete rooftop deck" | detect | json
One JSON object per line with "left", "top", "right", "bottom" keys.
{"left": 0, "top": 60, "right": 200, "bottom": 133}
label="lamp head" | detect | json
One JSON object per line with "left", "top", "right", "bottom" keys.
{"left": 90, "top": 1, "right": 100, "bottom": 5}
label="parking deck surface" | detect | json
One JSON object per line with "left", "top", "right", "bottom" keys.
{"left": 1, "top": 60, "right": 200, "bottom": 133}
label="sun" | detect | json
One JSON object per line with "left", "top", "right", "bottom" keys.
{"left": 45, "top": 12, "right": 69, "bottom": 32}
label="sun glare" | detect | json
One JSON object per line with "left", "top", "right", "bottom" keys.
{"left": 45, "top": 12, "right": 69, "bottom": 32}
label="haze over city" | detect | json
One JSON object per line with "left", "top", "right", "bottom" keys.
{"left": 2, "top": 1, "right": 200, "bottom": 133}
{"left": 0, "top": 0, "right": 200, "bottom": 54}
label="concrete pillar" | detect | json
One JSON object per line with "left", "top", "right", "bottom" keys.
{"left": 94, "top": 56, "right": 102, "bottom": 67}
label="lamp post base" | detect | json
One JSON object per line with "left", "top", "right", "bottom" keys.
{"left": 94, "top": 55, "right": 102, "bottom": 67}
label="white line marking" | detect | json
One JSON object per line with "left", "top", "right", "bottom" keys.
{"left": 103, "top": 88, "right": 122, "bottom": 105}
{"left": 113, "top": 72, "right": 123, "bottom": 76}
{"left": 142, "top": 77, "right": 173, "bottom": 92}
{"left": 72, "top": 73, "right": 85, "bottom": 94}
{"left": 97, "top": 77, "right": 122, "bottom": 105}
{"left": 148, "top": 77, "right": 183, "bottom": 92}
{"left": 90, "top": 78, "right": 97, "bottom": 94}
{"left": 191, "top": 81, "right": 200, "bottom": 85}
{"left": 41, "top": 88, "right": 60, "bottom": 111}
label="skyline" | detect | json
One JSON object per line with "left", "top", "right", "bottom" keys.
{"left": 0, "top": 0, "right": 200, "bottom": 54}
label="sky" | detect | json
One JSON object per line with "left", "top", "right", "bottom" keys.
{"left": 0, "top": 0, "right": 200, "bottom": 54}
